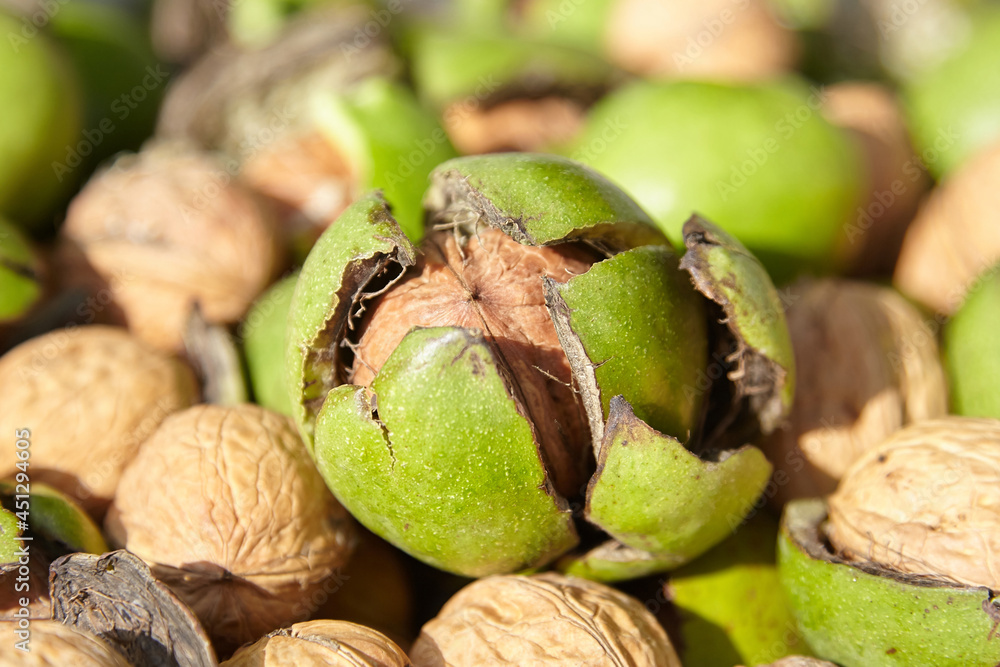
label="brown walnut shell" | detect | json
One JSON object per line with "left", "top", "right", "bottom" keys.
{"left": 409, "top": 572, "right": 680, "bottom": 666}
{"left": 0, "top": 619, "right": 133, "bottom": 666}
{"left": 222, "top": 620, "right": 410, "bottom": 667}
{"left": 105, "top": 403, "right": 355, "bottom": 655}
{"left": 0, "top": 326, "right": 198, "bottom": 518}
{"left": 827, "top": 416, "right": 1000, "bottom": 590}
{"left": 62, "top": 143, "right": 281, "bottom": 351}
{"left": 760, "top": 279, "right": 947, "bottom": 506}
{"left": 894, "top": 140, "right": 1000, "bottom": 315}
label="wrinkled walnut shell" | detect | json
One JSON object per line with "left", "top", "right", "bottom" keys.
{"left": 62, "top": 143, "right": 281, "bottom": 351}
{"left": 410, "top": 573, "right": 680, "bottom": 666}
{"left": 0, "top": 326, "right": 198, "bottom": 518}
{"left": 105, "top": 404, "right": 355, "bottom": 654}
{"left": 222, "top": 620, "right": 410, "bottom": 667}
{"left": 760, "top": 280, "right": 947, "bottom": 505}
{"left": 827, "top": 417, "right": 1000, "bottom": 590}
{"left": 0, "top": 619, "right": 132, "bottom": 666}
{"left": 895, "top": 140, "right": 1000, "bottom": 315}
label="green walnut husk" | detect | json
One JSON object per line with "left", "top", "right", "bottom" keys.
{"left": 667, "top": 513, "right": 812, "bottom": 667}
{"left": 243, "top": 273, "right": 299, "bottom": 416}
{"left": 945, "top": 263, "right": 1000, "bottom": 419}
{"left": 287, "top": 153, "right": 794, "bottom": 578}
{"left": 779, "top": 498, "right": 1000, "bottom": 667}
{"left": 0, "top": 481, "right": 108, "bottom": 557}
{"left": 0, "top": 217, "right": 43, "bottom": 323}
{"left": 47, "top": 1, "right": 164, "bottom": 173}
{"left": 905, "top": 5, "right": 1000, "bottom": 178}
{"left": 568, "top": 78, "right": 865, "bottom": 283}
{"left": 0, "top": 9, "right": 82, "bottom": 230}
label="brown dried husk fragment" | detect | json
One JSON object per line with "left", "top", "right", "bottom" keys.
{"left": 222, "top": 620, "right": 410, "bottom": 667}
{"left": 894, "top": 140, "right": 1000, "bottom": 314}
{"left": 105, "top": 404, "right": 356, "bottom": 654}
{"left": 0, "top": 326, "right": 198, "bottom": 518}
{"left": 760, "top": 279, "right": 947, "bottom": 505}
{"left": 827, "top": 417, "right": 1000, "bottom": 590}
{"left": 50, "top": 550, "right": 217, "bottom": 667}
{"left": 0, "top": 619, "right": 134, "bottom": 666}
{"left": 62, "top": 143, "right": 281, "bottom": 351}
{"left": 409, "top": 573, "right": 680, "bottom": 666}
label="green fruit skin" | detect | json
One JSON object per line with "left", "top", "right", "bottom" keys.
{"left": 0, "top": 217, "right": 42, "bottom": 322}
{"left": 945, "top": 264, "right": 1000, "bottom": 419}
{"left": 669, "top": 513, "right": 811, "bottom": 667}
{"left": 779, "top": 498, "right": 1000, "bottom": 667}
{"left": 0, "top": 481, "right": 107, "bottom": 558}
{"left": 244, "top": 273, "right": 299, "bottom": 416}
{"left": 0, "top": 10, "right": 83, "bottom": 230}
{"left": 48, "top": 1, "right": 164, "bottom": 171}
{"left": 569, "top": 79, "right": 865, "bottom": 283}
{"left": 905, "top": 7, "right": 1000, "bottom": 178}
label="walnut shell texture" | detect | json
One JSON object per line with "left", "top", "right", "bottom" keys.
{"left": 760, "top": 280, "right": 947, "bottom": 505}
{"left": 894, "top": 140, "right": 1000, "bottom": 315}
{"left": 62, "top": 143, "right": 280, "bottom": 351}
{"left": 0, "top": 619, "right": 132, "bottom": 666}
{"left": 105, "top": 404, "right": 355, "bottom": 654}
{"left": 0, "top": 326, "right": 198, "bottom": 518}
{"left": 827, "top": 417, "right": 1000, "bottom": 590}
{"left": 222, "top": 620, "right": 411, "bottom": 667}
{"left": 443, "top": 97, "right": 586, "bottom": 155}
{"left": 410, "top": 573, "right": 681, "bottom": 666}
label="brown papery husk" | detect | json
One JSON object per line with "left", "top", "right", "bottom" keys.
{"left": 759, "top": 279, "right": 947, "bottom": 507}
{"left": 894, "top": 139, "right": 1000, "bottom": 315}
{"left": 443, "top": 96, "right": 586, "bottom": 155}
{"left": 827, "top": 417, "right": 1000, "bottom": 590}
{"left": 410, "top": 573, "right": 680, "bottom": 666}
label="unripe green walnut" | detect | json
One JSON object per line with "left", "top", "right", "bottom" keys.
{"left": 944, "top": 263, "right": 1000, "bottom": 419}
{"left": 287, "top": 153, "right": 794, "bottom": 578}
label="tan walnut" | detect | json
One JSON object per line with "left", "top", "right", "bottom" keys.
{"left": 0, "top": 619, "right": 132, "bottom": 666}
{"left": 760, "top": 279, "right": 947, "bottom": 506}
{"left": 62, "top": 142, "right": 281, "bottom": 351}
{"left": 0, "top": 325, "right": 198, "bottom": 518}
{"left": 410, "top": 573, "right": 681, "bottom": 666}
{"left": 222, "top": 620, "right": 410, "bottom": 667}
{"left": 827, "top": 416, "right": 1000, "bottom": 590}
{"left": 105, "top": 403, "right": 356, "bottom": 654}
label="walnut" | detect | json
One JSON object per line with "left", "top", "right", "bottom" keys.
{"left": 894, "top": 140, "right": 1000, "bottom": 315}
{"left": 352, "top": 228, "right": 600, "bottom": 498}
{"left": 760, "top": 280, "right": 947, "bottom": 505}
{"left": 0, "top": 619, "right": 132, "bottom": 666}
{"left": 827, "top": 417, "right": 1000, "bottom": 590}
{"left": 62, "top": 142, "right": 281, "bottom": 351}
{"left": 222, "top": 620, "right": 410, "bottom": 667}
{"left": 409, "top": 573, "right": 681, "bottom": 666}
{"left": 821, "top": 82, "right": 927, "bottom": 276}
{"left": 104, "top": 404, "right": 356, "bottom": 654}
{"left": 0, "top": 326, "right": 198, "bottom": 518}
{"left": 605, "top": 0, "right": 797, "bottom": 81}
